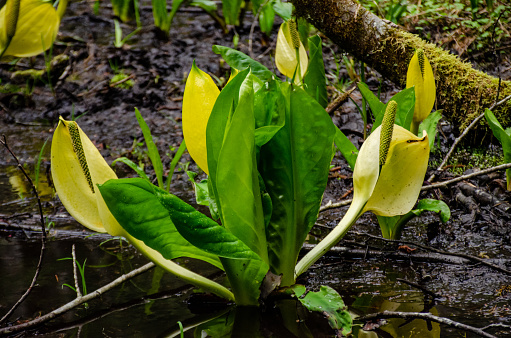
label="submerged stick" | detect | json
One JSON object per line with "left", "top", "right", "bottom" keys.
{"left": 0, "top": 135, "right": 47, "bottom": 325}
{"left": 356, "top": 311, "right": 497, "bottom": 338}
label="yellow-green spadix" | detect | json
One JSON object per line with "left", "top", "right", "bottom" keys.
{"left": 275, "top": 19, "right": 308, "bottom": 84}
{"left": 295, "top": 102, "right": 430, "bottom": 277}
{"left": 0, "top": 0, "right": 68, "bottom": 60}
{"left": 406, "top": 48, "right": 436, "bottom": 135}
{"left": 51, "top": 117, "right": 234, "bottom": 300}
{"left": 182, "top": 61, "right": 220, "bottom": 175}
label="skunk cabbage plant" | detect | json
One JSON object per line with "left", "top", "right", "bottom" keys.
{"left": 0, "top": 0, "right": 68, "bottom": 60}
{"left": 406, "top": 48, "right": 436, "bottom": 135}
{"left": 51, "top": 117, "right": 234, "bottom": 300}
{"left": 275, "top": 19, "right": 307, "bottom": 84}
{"left": 295, "top": 101, "right": 430, "bottom": 277}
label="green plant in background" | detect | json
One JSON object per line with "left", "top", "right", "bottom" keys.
{"left": 111, "top": 0, "right": 137, "bottom": 23}
{"left": 0, "top": 0, "right": 68, "bottom": 60}
{"left": 113, "top": 19, "right": 141, "bottom": 48}
{"left": 151, "top": 0, "right": 186, "bottom": 36}
{"left": 485, "top": 108, "right": 511, "bottom": 191}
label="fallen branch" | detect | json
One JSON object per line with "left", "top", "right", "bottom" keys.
{"left": 320, "top": 162, "right": 511, "bottom": 212}
{"left": 0, "top": 136, "right": 47, "bottom": 325}
{"left": 356, "top": 311, "right": 497, "bottom": 338}
{"left": 429, "top": 93, "right": 511, "bottom": 182}
{"left": 0, "top": 262, "right": 155, "bottom": 335}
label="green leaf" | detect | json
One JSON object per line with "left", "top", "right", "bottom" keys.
{"left": 166, "top": 139, "right": 186, "bottom": 191}
{"left": 222, "top": 0, "right": 243, "bottom": 25}
{"left": 214, "top": 74, "right": 268, "bottom": 262}
{"left": 303, "top": 35, "right": 328, "bottom": 108}
{"left": 155, "top": 189, "right": 261, "bottom": 260}
{"left": 212, "top": 45, "right": 274, "bottom": 81}
{"left": 273, "top": 0, "right": 292, "bottom": 20}
{"left": 259, "top": 83, "right": 336, "bottom": 286}
{"left": 485, "top": 108, "right": 511, "bottom": 190}
{"left": 220, "top": 257, "right": 268, "bottom": 306}
{"left": 190, "top": 0, "right": 218, "bottom": 13}
{"left": 258, "top": 1, "right": 275, "bottom": 34}
{"left": 357, "top": 82, "right": 385, "bottom": 124}
{"left": 419, "top": 110, "right": 442, "bottom": 150}
{"left": 98, "top": 178, "right": 223, "bottom": 269}
{"left": 294, "top": 285, "right": 352, "bottom": 335}
{"left": 416, "top": 198, "right": 451, "bottom": 223}
{"left": 111, "top": 156, "right": 150, "bottom": 181}
{"left": 377, "top": 198, "right": 450, "bottom": 239}
{"left": 371, "top": 87, "right": 415, "bottom": 132}
{"left": 135, "top": 108, "right": 164, "bottom": 189}
{"left": 334, "top": 127, "right": 358, "bottom": 169}
{"left": 207, "top": 68, "right": 251, "bottom": 221}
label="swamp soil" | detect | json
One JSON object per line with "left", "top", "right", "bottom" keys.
{"left": 0, "top": 1, "right": 511, "bottom": 337}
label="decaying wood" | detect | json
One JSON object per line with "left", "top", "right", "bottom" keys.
{"left": 293, "top": 0, "right": 511, "bottom": 137}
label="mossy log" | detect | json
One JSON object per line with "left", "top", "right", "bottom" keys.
{"left": 293, "top": 0, "right": 511, "bottom": 138}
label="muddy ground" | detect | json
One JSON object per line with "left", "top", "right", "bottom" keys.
{"left": 1, "top": 0, "right": 511, "bottom": 337}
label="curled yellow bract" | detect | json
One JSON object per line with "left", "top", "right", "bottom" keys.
{"left": 182, "top": 61, "right": 220, "bottom": 175}
{"left": 275, "top": 20, "right": 308, "bottom": 84}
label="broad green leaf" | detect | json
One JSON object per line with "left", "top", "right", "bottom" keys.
{"left": 334, "top": 127, "right": 358, "bottom": 169}
{"left": 220, "top": 257, "right": 268, "bottom": 306}
{"left": 222, "top": 0, "right": 243, "bottom": 25}
{"left": 98, "top": 178, "right": 223, "bottom": 269}
{"left": 212, "top": 45, "right": 274, "bottom": 81}
{"left": 273, "top": 0, "right": 292, "bottom": 20}
{"left": 258, "top": 1, "right": 275, "bottom": 34}
{"left": 416, "top": 198, "right": 451, "bottom": 223}
{"left": 296, "top": 286, "right": 352, "bottom": 335}
{"left": 259, "top": 83, "right": 336, "bottom": 286}
{"left": 371, "top": 87, "right": 415, "bottom": 132}
{"left": 207, "top": 68, "right": 251, "bottom": 220}
{"left": 215, "top": 75, "right": 268, "bottom": 262}
{"left": 135, "top": 108, "right": 164, "bottom": 188}
{"left": 303, "top": 35, "right": 328, "bottom": 108}
{"left": 357, "top": 82, "right": 385, "bottom": 124}
{"left": 419, "top": 109, "right": 442, "bottom": 150}
{"left": 111, "top": 157, "right": 150, "bottom": 181}
{"left": 194, "top": 310, "right": 235, "bottom": 338}
{"left": 156, "top": 189, "right": 261, "bottom": 260}
{"left": 377, "top": 198, "right": 450, "bottom": 239}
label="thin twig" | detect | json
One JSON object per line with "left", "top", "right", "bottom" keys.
{"left": 320, "top": 162, "right": 511, "bottom": 212}
{"left": 430, "top": 93, "right": 511, "bottom": 182}
{"left": 423, "top": 163, "right": 511, "bottom": 191}
{"left": 396, "top": 278, "right": 442, "bottom": 298}
{"left": 0, "top": 136, "right": 47, "bottom": 325}
{"left": 72, "top": 245, "right": 82, "bottom": 298}
{"left": 356, "top": 311, "right": 497, "bottom": 338}
{"left": 0, "top": 263, "right": 156, "bottom": 335}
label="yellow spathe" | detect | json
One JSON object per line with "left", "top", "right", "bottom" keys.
{"left": 51, "top": 117, "right": 122, "bottom": 235}
{"left": 182, "top": 62, "right": 220, "bottom": 175}
{"left": 275, "top": 20, "right": 308, "bottom": 84}
{"left": 406, "top": 49, "right": 436, "bottom": 125}
{"left": 0, "top": 0, "right": 68, "bottom": 60}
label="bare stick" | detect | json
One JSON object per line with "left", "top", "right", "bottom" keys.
{"left": 71, "top": 245, "right": 82, "bottom": 298}
{"left": 357, "top": 311, "right": 497, "bottom": 338}
{"left": 430, "top": 93, "right": 511, "bottom": 182}
{"left": 0, "top": 135, "right": 47, "bottom": 325}
{"left": 320, "top": 162, "right": 511, "bottom": 212}
{"left": 422, "top": 162, "right": 511, "bottom": 191}
{"left": 0, "top": 262, "right": 156, "bottom": 335}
